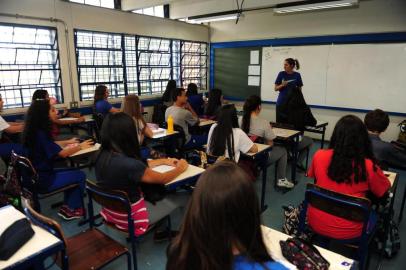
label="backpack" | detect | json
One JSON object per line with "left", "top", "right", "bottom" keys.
{"left": 282, "top": 203, "right": 303, "bottom": 236}
{"left": 0, "top": 155, "right": 24, "bottom": 208}
{"left": 398, "top": 120, "right": 406, "bottom": 144}
{"left": 280, "top": 237, "right": 330, "bottom": 270}
{"left": 374, "top": 217, "right": 401, "bottom": 258}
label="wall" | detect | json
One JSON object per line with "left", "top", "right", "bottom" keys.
{"left": 210, "top": 0, "right": 406, "bottom": 141}
{"left": 0, "top": 0, "right": 209, "bottom": 114}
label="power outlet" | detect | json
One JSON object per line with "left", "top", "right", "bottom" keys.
{"left": 69, "top": 101, "right": 79, "bottom": 109}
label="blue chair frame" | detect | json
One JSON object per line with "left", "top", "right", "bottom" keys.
{"left": 298, "top": 183, "right": 376, "bottom": 270}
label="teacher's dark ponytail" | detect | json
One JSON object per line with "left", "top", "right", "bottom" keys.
{"left": 241, "top": 95, "right": 262, "bottom": 134}
{"left": 285, "top": 58, "right": 300, "bottom": 70}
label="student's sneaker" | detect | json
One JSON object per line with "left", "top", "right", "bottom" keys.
{"left": 58, "top": 205, "right": 85, "bottom": 220}
{"left": 277, "top": 178, "right": 295, "bottom": 189}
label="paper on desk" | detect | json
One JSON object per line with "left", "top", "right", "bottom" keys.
{"left": 248, "top": 76, "right": 260, "bottom": 86}
{"left": 152, "top": 165, "right": 175, "bottom": 173}
{"left": 248, "top": 65, "right": 261, "bottom": 76}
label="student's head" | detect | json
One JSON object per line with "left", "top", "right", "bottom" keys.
{"left": 173, "top": 88, "right": 187, "bottom": 105}
{"left": 122, "top": 94, "right": 143, "bottom": 120}
{"left": 186, "top": 83, "right": 198, "bottom": 97}
{"left": 100, "top": 112, "right": 141, "bottom": 159}
{"left": 32, "top": 89, "right": 49, "bottom": 101}
{"left": 94, "top": 85, "right": 108, "bottom": 104}
{"left": 241, "top": 95, "right": 262, "bottom": 134}
{"left": 206, "top": 88, "right": 223, "bottom": 116}
{"left": 364, "top": 109, "right": 390, "bottom": 134}
{"left": 22, "top": 99, "right": 53, "bottom": 149}
{"left": 167, "top": 161, "right": 271, "bottom": 270}
{"left": 162, "top": 80, "right": 177, "bottom": 102}
{"left": 209, "top": 104, "right": 239, "bottom": 160}
{"left": 328, "top": 115, "right": 375, "bottom": 184}
{"left": 284, "top": 58, "right": 300, "bottom": 72}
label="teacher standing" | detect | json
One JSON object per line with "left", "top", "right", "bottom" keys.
{"left": 274, "top": 58, "right": 303, "bottom": 123}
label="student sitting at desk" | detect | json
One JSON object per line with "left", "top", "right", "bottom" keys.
{"left": 240, "top": 95, "right": 294, "bottom": 189}
{"left": 167, "top": 161, "right": 287, "bottom": 270}
{"left": 204, "top": 88, "right": 223, "bottom": 120}
{"left": 165, "top": 88, "right": 199, "bottom": 146}
{"left": 93, "top": 84, "right": 119, "bottom": 116}
{"left": 186, "top": 83, "right": 204, "bottom": 116}
{"left": 162, "top": 80, "right": 177, "bottom": 107}
{"left": 207, "top": 105, "right": 257, "bottom": 163}
{"left": 364, "top": 109, "right": 406, "bottom": 169}
{"left": 95, "top": 113, "right": 189, "bottom": 239}
{"left": 22, "top": 100, "right": 93, "bottom": 220}
{"left": 306, "top": 115, "right": 390, "bottom": 239}
{"left": 121, "top": 94, "right": 153, "bottom": 145}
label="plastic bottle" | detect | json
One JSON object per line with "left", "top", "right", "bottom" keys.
{"left": 167, "top": 115, "right": 174, "bottom": 134}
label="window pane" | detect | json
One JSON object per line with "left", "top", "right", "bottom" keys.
{"left": 0, "top": 24, "right": 62, "bottom": 108}
{"left": 181, "top": 41, "right": 207, "bottom": 89}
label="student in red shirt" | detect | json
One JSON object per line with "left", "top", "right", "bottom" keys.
{"left": 306, "top": 115, "right": 391, "bottom": 239}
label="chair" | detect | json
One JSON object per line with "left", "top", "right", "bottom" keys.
{"left": 298, "top": 183, "right": 376, "bottom": 270}
{"left": 24, "top": 200, "right": 131, "bottom": 270}
{"left": 85, "top": 180, "right": 139, "bottom": 270}
{"left": 10, "top": 151, "right": 85, "bottom": 215}
{"left": 93, "top": 113, "right": 104, "bottom": 142}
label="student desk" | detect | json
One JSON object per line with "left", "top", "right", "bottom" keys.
{"left": 150, "top": 130, "right": 179, "bottom": 141}
{"left": 198, "top": 118, "right": 216, "bottom": 127}
{"left": 165, "top": 164, "right": 205, "bottom": 191}
{"left": 0, "top": 205, "right": 64, "bottom": 270}
{"left": 272, "top": 128, "right": 301, "bottom": 182}
{"left": 68, "top": 143, "right": 100, "bottom": 168}
{"left": 242, "top": 143, "right": 272, "bottom": 212}
{"left": 261, "top": 226, "right": 355, "bottom": 270}
{"left": 303, "top": 121, "right": 329, "bottom": 149}
{"left": 60, "top": 115, "right": 96, "bottom": 136}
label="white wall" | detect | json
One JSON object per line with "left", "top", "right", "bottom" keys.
{"left": 0, "top": 0, "right": 209, "bottom": 113}
{"left": 211, "top": 0, "right": 406, "bottom": 141}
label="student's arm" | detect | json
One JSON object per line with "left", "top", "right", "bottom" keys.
{"left": 184, "top": 109, "right": 199, "bottom": 126}
{"left": 248, "top": 144, "right": 258, "bottom": 153}
{"left": 184, "top": 102, "right": 198, "bottom": 118}
{"left": 142, "top": 159, "right": 188, "bottom": 184}
{"left": 147, "top": 158, "right": 179, "bottom": 168}
{"left": 55, "top": 138, "right": 79, "bottom": 148}
{"left": 4, "top": 122, "right": 24, "bottom": 134}
{"left": 143, "top": 124, "right": 154, "bottom": 139}
{"left": 57, "top": 140, "right": 94, "bottom": 158}
{"left": 368, "top": 162, "right": 391, "bottom": 198}
{"left": 109, "top": 107, "right": 120, "bottom": 113}
{"left": 239, "top": 130, "right": 258, "bottom": 154}
{"left": 53, "top": 117, "right": 85, "bottom": 126}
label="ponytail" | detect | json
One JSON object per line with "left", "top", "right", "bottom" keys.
{"left": 285, "top": 58, "right": 300, "bottom": 70}
{"left": 241, "top": 95, "right": 262, "bottom": 134}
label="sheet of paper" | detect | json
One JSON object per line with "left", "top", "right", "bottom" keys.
{"left": 248, "top": 65, "right": 261, "bottom": 76}
{"left": 248, "top": 76, "right": 260, "bottom": 86}
{"left": 250, "top": 50, "right": 259, "bottom": 65}
{"left": 152, "top": 165, "right": 176, "bottom": 173}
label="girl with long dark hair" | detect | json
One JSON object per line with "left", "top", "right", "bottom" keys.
{"left": 241, "top": 95, "right": 293, "bottom": 189}
{"left": 22, "top": 100, "right": 93, "bottom": 220}
{"left": 186, "top": 83, "right": 204, "bottom": 116}
{"left": 95, "top": 112, "right": 189, "bottom": 238}
{"left": 162, "top": 80, "right": 177, "bottom": 107}
{"left": 167, "top": 161, "right": 287, "bottom": 270}
{"left": 204, "top": 88, "right": 223, "bottom": 119}
{"left": 207, "top": 104, "right": 257, "bottom": 162}
{"left": 307, "top": 115, "right": 391, "bottom": 239}
{"left": 93, "top": 85, "right": 119, "bottom": 115}
{"left": 121, "top": 94, "right": 153, "bottom": 144}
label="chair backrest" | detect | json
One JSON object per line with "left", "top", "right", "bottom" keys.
{"left": 10, "top": 151, "right": 38, "bottom": 193}
{"left": 86, "top": 180, "right": 131, "bottom": 214}
{"left": 24, "top": 199, "right": 67, "bottom": 247}
{"left": 93, "top": 113, "right": 104, "bottom": 142}
{"left": 304, "top": 183, "right": 371, "bottom": 223}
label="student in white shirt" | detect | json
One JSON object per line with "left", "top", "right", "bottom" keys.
{"left": 207, "top": 104, "right": 257, "bottom": 162}
{"left": 240, "top": 95, "right": 294, "bottom": 189}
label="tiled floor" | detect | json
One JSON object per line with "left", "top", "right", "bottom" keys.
{"left": 41, "top": 142, "right": 406, "bottom": 270}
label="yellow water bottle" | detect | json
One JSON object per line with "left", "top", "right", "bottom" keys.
{"left": 167, "top": 115, "right": 174, "bottom": 134}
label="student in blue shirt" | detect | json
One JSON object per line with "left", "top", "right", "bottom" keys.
{"left": 166, "top": 161, "right": 287, "bottom": 270}
{"left": 186, "top": 83, "right": 204, "bottom": 116}
{"left": 22, "top": 100, "right": 93, "bottom": 220}
{"left": 93, "top": 85, "right": 119, "bottom": 116}
{"left": 274, "top": 58, "right": 303, "bottom": 123}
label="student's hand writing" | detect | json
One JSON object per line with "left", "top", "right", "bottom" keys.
{"left": 176, "top": 159, "right": 188, "bottom": 172}
{"left": 79, "top": 139, "right": 93, "bottom": 150}
{"left": 66, "top": 138, "right": 79, "bottom": 144}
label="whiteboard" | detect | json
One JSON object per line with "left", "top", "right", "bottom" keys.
{"left": 260, "top": 43, "right": 406, "bottom": 113}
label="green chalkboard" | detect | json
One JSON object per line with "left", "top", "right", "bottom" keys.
{"left": 213, "top": 47, "right": 261, "bottom": 99}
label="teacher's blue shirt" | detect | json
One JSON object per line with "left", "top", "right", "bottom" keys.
{"left": 274, "top": 71, "right": 303, "bottom": 105}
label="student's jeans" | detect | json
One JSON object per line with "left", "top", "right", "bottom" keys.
{"left": 44, "top": 169, "right": 86, "bottom": 209}
{"left": 267, "top": 146, "right": 288, "bottom": 180}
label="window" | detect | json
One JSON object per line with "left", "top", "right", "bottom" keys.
{"left": 75, "top": 30, "right": 124, "bottom": 100}
{"left": 181, "top": 41, "right": 207, "bottom": 90}
{"left": 132, "top": 5, "right": 165, "bottom": 18}
{"left": 69, "top": 0, "right": 115, "bottom": 9}
{"left": 74, "top": 29, "right": 207, "bottom": 100}
{"left": 0, "top": 24, "right": 62, "bottom": 108}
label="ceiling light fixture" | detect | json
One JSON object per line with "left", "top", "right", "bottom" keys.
{"left": 274, "top": 0, "right": 358, "bottom": 14}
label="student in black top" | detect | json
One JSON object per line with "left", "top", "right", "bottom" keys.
{"left": 162, "top": 80, "right": 177, "bottom": 107}
{"left": 364, "top": 109, "right": 406, "bottom": 169}
{"left": 186, "top": 83, "right": 204, "bottom": 116}
{"left": 204, "top": 88, "right": 223, "bottom": 119}
{"left": 95, "top": 112, "right": 189, "bottom": 239}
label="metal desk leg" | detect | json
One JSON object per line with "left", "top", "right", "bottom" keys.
{"left": 399, "top": 184, "right": 406, "bottom": 223}
{"left": 291, "top": 135, "right": 299, "bottom": 183}
{"left": 321, "top": 126, "right": 326, "bottom": 149}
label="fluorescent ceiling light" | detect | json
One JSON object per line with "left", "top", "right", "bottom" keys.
{"left": 274, "top": 0, "right": 358, "bottom": 14}
{"left": 188, "top": 14, "right": 239, "bottom": 23}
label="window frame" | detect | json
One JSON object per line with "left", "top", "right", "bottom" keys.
{"left": 0, "top": 22, "right": 63, "bottom": 109}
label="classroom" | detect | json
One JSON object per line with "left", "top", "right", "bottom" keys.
{"left": 0, "top": 0, "right": 405, "bottom": 269}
